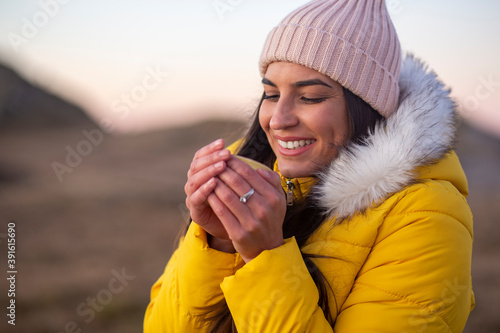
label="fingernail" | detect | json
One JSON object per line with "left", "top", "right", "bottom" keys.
{"left": 258, "top": 168, "right": 272, "bottom": 178}
{"left": 213, "top": 138, "right": 223, "bottom": 147}
{"left": 219, "top": 149, "right": 229, "bottom": 157}
{"left": 215, "top": 161, "right": 224, "bottom": 170}
{"left": 206, "top": 177, "right": 216, "bottom": 188}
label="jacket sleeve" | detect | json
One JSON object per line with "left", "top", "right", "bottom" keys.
{"left": 144, "top": 223, "right": 244, "bottom": 332}
{"left": 221, "top": 237, "right": 334, "bottom": 332}
{"left": 334, "top": 181, "right": 474, "bottom": 333}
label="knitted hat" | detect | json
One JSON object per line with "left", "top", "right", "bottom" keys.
{"left": 259, "top": 0, "right": 402, "bottom": 117}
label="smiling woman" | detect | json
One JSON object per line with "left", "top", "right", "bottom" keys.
{"left": 144, "top": 1, "right": 474, "bottom": 332}
{"left": 259, "top": 62, "right": 350, "bottom": 178}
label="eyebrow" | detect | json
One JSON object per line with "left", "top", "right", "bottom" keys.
{"left": 262, "top": 77, "right": 332, "bottom": 88}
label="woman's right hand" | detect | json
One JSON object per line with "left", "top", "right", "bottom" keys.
{"left": 184, "top": 139, "right": 232, "bottom": 242}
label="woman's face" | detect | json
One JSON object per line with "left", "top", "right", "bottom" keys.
{"left": 259, "top": 62, "right": 350, "bottom": 178}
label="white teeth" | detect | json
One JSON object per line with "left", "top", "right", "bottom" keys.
{"left": 278, "top": 139, "right": 316, "bottom": 150}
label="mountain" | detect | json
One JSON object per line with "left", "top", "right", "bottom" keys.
{"left": 0, "top": 62, "right": 96, "bottom": 129}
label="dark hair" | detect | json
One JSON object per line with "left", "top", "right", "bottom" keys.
{"left": 200, "top": 87, "right": 384, "bottom": 332}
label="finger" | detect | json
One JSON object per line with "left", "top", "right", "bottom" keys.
{"left": 226, "top": 157, "right": 283, "bottom": 200}
{"left": 256, "top": 168, "right": 283, "bottom": 192}
{"left": 188, "top": 148, "right": 230, "bottom": 178}
{"left": 188, "top": 177, "right": 217, "bottom": 210}
{"left": 217, "top": 166, "right": 253, "bottom": 198}
{"left": 185, "top": 159, "right": 226, "bottom": 196}
{"left": 193, "top": 139, "right": 225, "bottom": 160}
{"left": 207, "top": 188, "right": 241, "bottom": 238}
{"left": 213, "top": 176, "right": 267, "bottom": 230}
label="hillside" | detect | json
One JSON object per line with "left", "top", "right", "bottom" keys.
{"left": 0, "top": 63, "right": 95, "bottom": 129}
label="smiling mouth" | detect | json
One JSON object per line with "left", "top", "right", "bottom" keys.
{"left": 277, "top": 139, "right": 316, "bottom": 150}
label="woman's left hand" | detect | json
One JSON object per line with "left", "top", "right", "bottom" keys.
{"left": 207, "top": 156, "right": 286, "bottom": 263}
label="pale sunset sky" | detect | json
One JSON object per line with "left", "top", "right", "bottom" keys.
{"left": 0, "top": 0, "right": 499, "bottom": 136}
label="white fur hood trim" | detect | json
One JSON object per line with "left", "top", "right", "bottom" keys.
{"left": 315, "top": 54, "right": 457, "bottom": 221}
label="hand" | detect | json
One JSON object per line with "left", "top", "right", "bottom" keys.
{"left": 184, "top": 139, "right": 233, "bottom": 245}
{"left": 207, "top": 156, "right": 286, "bottom": 262}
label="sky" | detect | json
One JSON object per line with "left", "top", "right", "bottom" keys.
{"left": 0, "top": 0, "right": 499, "bottom": 136}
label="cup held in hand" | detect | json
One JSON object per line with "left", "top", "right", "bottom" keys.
{"left": 234, "top": 155, "right": 272, "bottom": 172}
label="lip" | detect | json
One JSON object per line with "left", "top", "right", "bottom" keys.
{"left": 274, "top": 135, "right": 316, "bottom": 157}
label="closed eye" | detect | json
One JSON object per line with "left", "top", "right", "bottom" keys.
{"left": 301, "top": 97, "right": 327, "bottom": 104}
{"left": 263, "top": 94, "right": 327, "bottom": 104}
{"left": 263, "top": 93, "right": 279, "bottom": 102}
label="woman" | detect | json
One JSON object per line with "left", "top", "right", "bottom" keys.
{"left": 145, "top": 0, "right": 474, "bottom": 332}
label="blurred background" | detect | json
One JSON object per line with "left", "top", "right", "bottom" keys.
{"left": 0, "top": 1, "right": 499, "bottom": 332}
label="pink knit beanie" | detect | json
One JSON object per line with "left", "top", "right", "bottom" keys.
{"left": 259, "top": 0, "right": 402, "bottom": 117}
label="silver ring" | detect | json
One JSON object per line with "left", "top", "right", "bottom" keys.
{"left": 239, "top": 188, "right": 255, "bottom": 203}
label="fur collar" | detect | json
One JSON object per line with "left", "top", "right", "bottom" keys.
{"left": 315, "top": 54, "right": 457, "bottom": 221}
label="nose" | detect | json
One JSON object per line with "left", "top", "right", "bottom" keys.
{"left": 269, "top": 97, "right": 299, "bottom": 130}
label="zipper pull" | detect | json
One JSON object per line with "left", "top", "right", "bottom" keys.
{"left": 286, "top": 178, "right": 295, "bottom": 206}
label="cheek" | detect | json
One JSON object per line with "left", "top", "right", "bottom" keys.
{"left": 322, "top": 106, "right": 350, "bottom": 143}
{"left": 258, "top": 106, "right": 271, "bottom": 132}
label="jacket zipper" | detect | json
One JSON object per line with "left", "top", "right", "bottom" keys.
{"left": 286, "top": 178, "right": 295, "bottom": 206}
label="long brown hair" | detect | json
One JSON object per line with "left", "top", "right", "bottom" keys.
{"left": 198, "top": 87, "right": 384, "bottom": 332}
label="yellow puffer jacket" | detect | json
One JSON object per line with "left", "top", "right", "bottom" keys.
{"left": 144, "top": 55, "right": 474, "bottom": 332}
